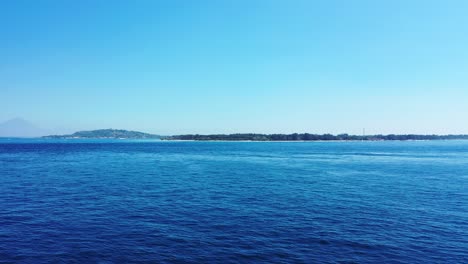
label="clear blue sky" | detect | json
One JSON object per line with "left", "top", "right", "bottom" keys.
{"left": 2, "top": 0, "right": 468, "bottom": 135}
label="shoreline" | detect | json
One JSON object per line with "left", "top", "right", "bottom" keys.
{"left": 2, "top": 137, "right": 468, "bottom": 143}
{"left": 160, "top": 139, "right": 466, "bottom": 142}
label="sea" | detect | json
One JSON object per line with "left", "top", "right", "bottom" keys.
{"left": 0, "top": 139, "right": 467, "bottom": 263}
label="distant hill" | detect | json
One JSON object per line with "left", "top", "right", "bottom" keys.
{"left": 44, "top": 129, "right": 160, "bottom": 139}
{"left": 0, "top": 118, "right": 49, "bottom": 137}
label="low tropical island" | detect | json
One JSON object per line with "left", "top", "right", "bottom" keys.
{"left": 44, "top": 129, "right": 160, "bottom": 139}
{"left": 43, "top": 129, "right": 468, "bottom": 141}
{"left": 161, "top": 133, "right": 468, "bottom": 141}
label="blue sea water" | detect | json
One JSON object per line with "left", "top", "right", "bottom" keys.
{"left": 0, "top": 139, "right": 467, "bottom": 263}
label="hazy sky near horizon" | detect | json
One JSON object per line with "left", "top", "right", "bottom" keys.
{"left": 2, "top": 0, "right": 468, "bottom": 135}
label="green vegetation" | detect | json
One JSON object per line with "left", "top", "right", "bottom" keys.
{"left": 45, "top": 130, "right": 468, "bottom": 141}
{"left": 44, "top": 129, "right": 160, "bottom": 139}
{"left": 162, "top": 133, "right": 468, "bottom": 141}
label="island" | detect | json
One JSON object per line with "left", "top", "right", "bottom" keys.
{"left": 44, "top": 129, "right": 160, "bottom": 139}
{"left": 161, "top": 133, "right": 468, "bottom": 141}
{"left": 43, "top": 130, "right": 468, "bottom": 141}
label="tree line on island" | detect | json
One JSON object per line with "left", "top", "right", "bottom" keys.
{"left": 161, "top": 133, "right": 468, "bottom": 141}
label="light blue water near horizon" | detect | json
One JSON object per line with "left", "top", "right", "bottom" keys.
{"left": 0, "top": 139, "right": 467, "bottom": 263}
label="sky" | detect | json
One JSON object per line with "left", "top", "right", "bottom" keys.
{"left": 1, "top": 0, "right": 468, "bottom": 135}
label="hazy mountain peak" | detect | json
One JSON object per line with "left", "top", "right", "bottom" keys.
{"left": 0, "top": 118, "right": 48, "bottom": 137}
{"left": 3, "top": 117, "right": 28, "bottom": 124}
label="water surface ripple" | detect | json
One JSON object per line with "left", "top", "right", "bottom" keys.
{"left": 0, "top": 140, "right": 467, "bottom": 263}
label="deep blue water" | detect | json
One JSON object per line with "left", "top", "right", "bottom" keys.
{"left": 0, "top": 139, "right": 467, "bottom": 263}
